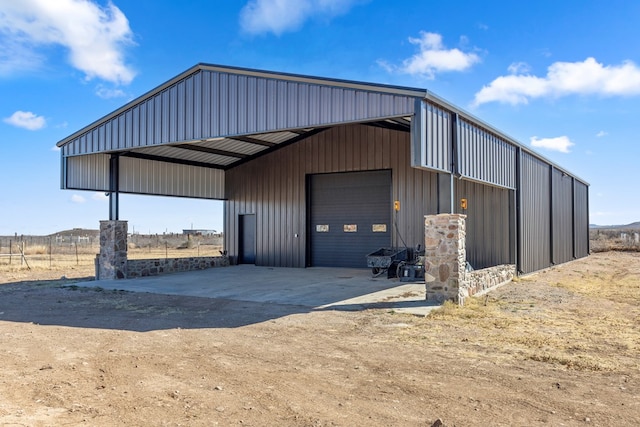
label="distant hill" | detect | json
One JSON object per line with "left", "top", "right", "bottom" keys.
{"left": 590, "top": 221, "right": 640, "bottom": 230}
{"left": 48, "top": 228, "right": 100, "bottom": 238}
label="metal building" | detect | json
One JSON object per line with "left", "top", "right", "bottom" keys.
{"left": 56, "top": 64, "right": 589, "bottom": 274}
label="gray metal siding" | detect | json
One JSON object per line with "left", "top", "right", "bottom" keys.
{"left": 520, "top": 152, "right": 551, "bottom": 273}
{"left": 224, "top": 124, "right": 438, "bottom": 267}
{"left": 412, "top": 100, "right": 452, "bottom": 173}
{"left": 64, "top": 153, "right": 225, "bottom": 198}
{"left": 65, "top": 154, "right": 110, "bottom": 191}
{"left": 552, "top": 168, "right": 574, "bottom": 264}
{"left": 424, "top": 101, "right": 452, "bottom": 172}
{"left": 61, "top": 70, "right": 416, "bottom": 157}
{"left": 457, "top": 119, "right": 517, "bottom": 189}
{"left": 119, "top": 157, "right": 225, "bottom": 199}
{"left": 573, "top": 181, "right": 590, "bottom": 258}
{"left": 455, "top": 179, "right": 513, "bottom": 269}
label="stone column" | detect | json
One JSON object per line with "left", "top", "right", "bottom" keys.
{"left": 97, "top": 220, "right": 128, "bottom": 280}
{"left": 424, "top": 214, "right": 466, "bottom": 304}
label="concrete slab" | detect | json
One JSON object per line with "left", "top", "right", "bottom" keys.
{"left": 78, "top": 265, "right": 441, "bottom": 316}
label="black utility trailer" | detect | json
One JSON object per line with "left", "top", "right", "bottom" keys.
{"left": 366, "top": 247, "right": 408, "bottom": 277}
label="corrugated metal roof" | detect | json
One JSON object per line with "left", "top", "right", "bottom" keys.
{"left": 58, "top": 63, "right": 587, "bottom": 198}
{"left": 57, "top": 64, "right": 421, "bottom": 174}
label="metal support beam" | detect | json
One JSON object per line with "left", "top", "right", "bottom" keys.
{"left": 515, "top": 147, "right": 523, "bottom": 274}
{"left": 571, "top": 177, "right": 576, "bottom": 259}
{"left": 450, "top": 113, "right": 459, "bottom": 213}
{"left": 173, "top": 143, "right": 247, "bottom": 159}
{"left": 549, "top": 165, "right": 554, "bottom": 265}
{"left": 228, "top": 135, "right": 276, "bottom": 147}
{"left": 109, "top": 154, "right": 120, "bottom": 221}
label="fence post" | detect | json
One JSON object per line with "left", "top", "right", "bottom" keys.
{"left": 49, "top": 237, "right": 52, "bottom": 268}
{"left": 9, "top": 239, "right": 11, "bottom": 265}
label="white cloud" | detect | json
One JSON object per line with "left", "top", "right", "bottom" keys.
{"left": 474, "top": 57, "right": 640, "bottom": 106}
{"left": 239, "top": 0, "right": 358, "bottom": 35}
{"left": 0, "top": 0, "right": 135, "bottom": 84}
{"left": 3, "top": 110, "right": 46, "bottom": 130}
{"left": 51, "top": 145, "right": 60, "bottom": 151}
{"left": 95, "top": 85, "right": 127, "bottom": 99}
{"left": 530, "top": 136, "right": 575, "bottom": 153}
{"left": 381, "top": 32, "right": 480, "bottom": 79}
{"left": 0, "top": 36, "right": 44, "bottom": 76}
{"left": 71, "top": 194, "right": 86, "bottom": 203}
{"left": 596, "top": 130, "right": 608, "bottom": 137}
{"left": 507, "top": 62, "right": 531, "bottom": 75}
{"left": 92, "top": 192, "right": 109, "bottom": 201}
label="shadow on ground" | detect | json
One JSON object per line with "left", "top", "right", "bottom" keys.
{"left": 0, "top": 267, "right": 436, "bottom": 331}
{"left": 0, "top": 281, "right": 311, "bottom": 331}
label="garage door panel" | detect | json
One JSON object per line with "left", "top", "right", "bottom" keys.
{"left": 310, "top": 170, "right": 391, "bottom": 267}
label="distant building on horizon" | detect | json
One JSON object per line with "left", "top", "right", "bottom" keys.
{"left": 182, "top": 229, "right": 219, "bottom": 236}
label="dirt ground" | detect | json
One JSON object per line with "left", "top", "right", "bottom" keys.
{"left": 0, "top": 252, "right": 638, "bottom": 426}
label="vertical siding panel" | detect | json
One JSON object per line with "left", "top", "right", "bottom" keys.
{"left": 266, "top": 79, "right": 277, "bottom": 131}
{"left": 237, "top": 75, "right": 247, "bottom": 135}
{"left": 366, "top": 126, "right": 375, "bottom": 168}
{"left": 291, "top": 141, "right": 299, "bottom": 267}
{"left": 135, "top": 105, "right": 143, "bottom": 147}
{"left": 520, "top": 153, "right": 551, "bottom": 273}
{"left": 400, "top": 129, "right": 412, "bottom": 243}
{"left": 389, "top": 128, "right": 400, "bottom": 246}
{"left": 573, "top": 181, "right": 589, "bottom": 258}
{"left": 228, "top": 74, "right": 238, "bottom": 135}
{"left": 338, "top": 126, "right": 347, "bottom": 171}
{"left": 373, "top": 127, "right": 383, "bottom": 169}
{"left": 246, "top": 77, "right": 256, "bottom": 133}
{"left": 271, "top": 152, "right": 279, "bottom": 265}
{"left": 219, "top": 73, "right": 229, "bottom": 136}
{"left": 190, "top": 73, "right": 200, "bottom": 141}
{"left": 177, "top": 80, "right": 186, "bottom": 141}
{"left": 145, "top": 100, "right": 153, "bottom": 145}
{"left": 456, "top": 118, "right": 516, "bottom": 189}
{"left": 455, "top": 179, "right": 511, "bottom": 268}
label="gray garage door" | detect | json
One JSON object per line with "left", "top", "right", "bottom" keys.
{"left": 310, "top": 170, "right": 391, "bottom": 267}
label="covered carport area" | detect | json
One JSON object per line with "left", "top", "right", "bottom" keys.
{"left": 56, "top": 63, "right": 426, "bottom": 279}
{"left": 78, "top": 265, "right": 438, "bottom": 316}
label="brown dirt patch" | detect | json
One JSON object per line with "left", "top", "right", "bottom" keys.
{"left": 0, "top": 251, "right": 638, "bottom": 426}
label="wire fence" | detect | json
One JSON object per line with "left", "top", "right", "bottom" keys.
{"left": 0, "top": 234, "right": 224, "bottom": 271}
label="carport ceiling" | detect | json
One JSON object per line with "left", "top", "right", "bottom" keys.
{"left": 116, "top": 117, "right": 411, "bottom": 171}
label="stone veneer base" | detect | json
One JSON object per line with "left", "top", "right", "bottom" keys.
{"left": 424, "top": 214, "right": 516, "bottom": 306}
{"left": 127, "top": 256, "right": 229, "bottom": 278}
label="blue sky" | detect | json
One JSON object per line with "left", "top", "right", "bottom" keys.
{"left": 1, "top": 0, "right": 639, "bottom": 235}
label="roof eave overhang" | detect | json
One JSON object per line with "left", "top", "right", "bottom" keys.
{"left": 56, "top": 63, "right": 426, "bottom": 148}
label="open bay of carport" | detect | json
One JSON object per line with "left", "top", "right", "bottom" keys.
{"left": 78, "top": 265, "right": 439, "bottom": 317}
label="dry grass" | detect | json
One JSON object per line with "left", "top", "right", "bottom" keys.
{"left": 424, "top": 253, "right": 640, "bottom": 372}
{"left": 0, "top": 245, "right": 223, "bottom": 284}
{"left": 590, "top": 229, "right": 640, "bottom": 252}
